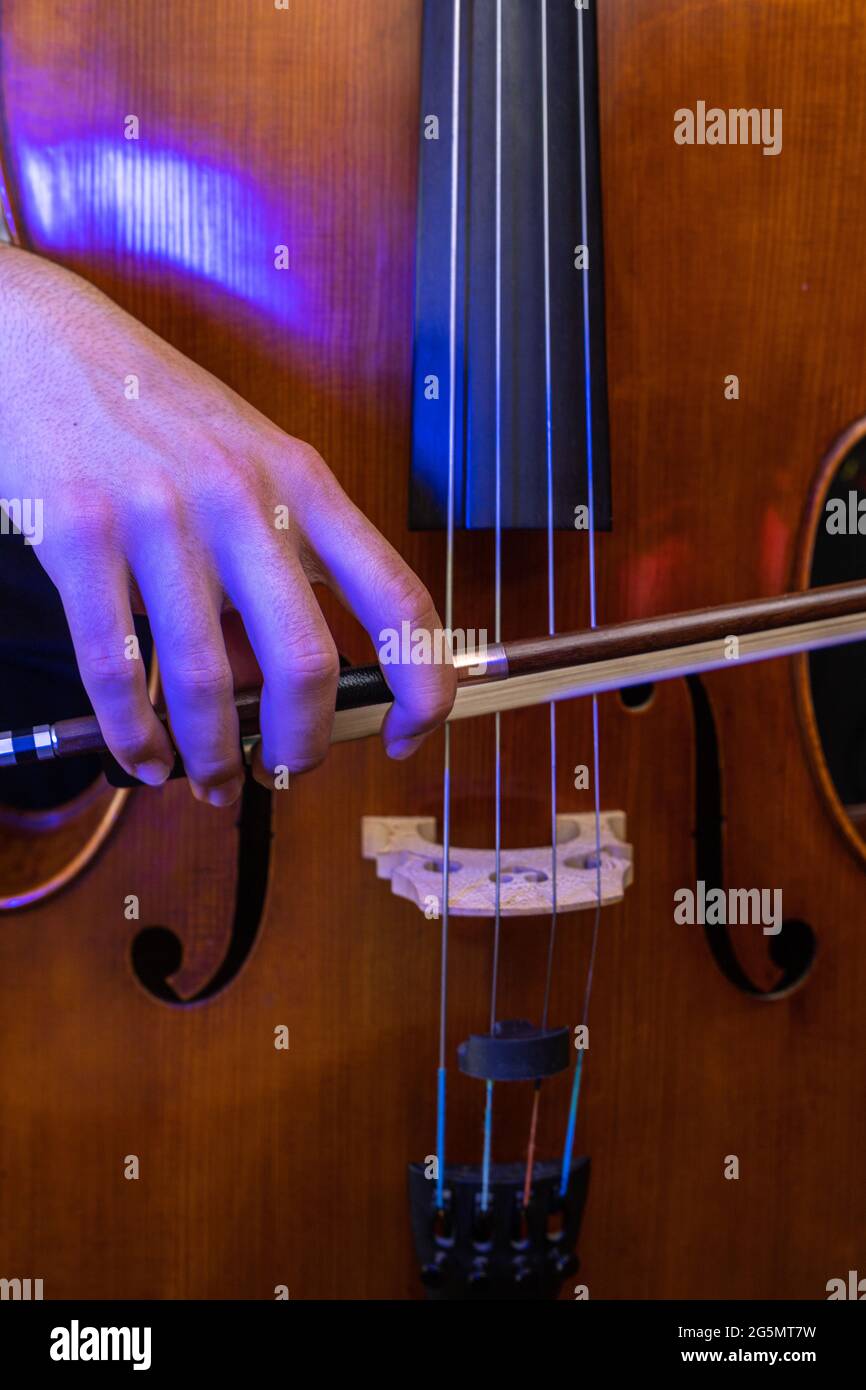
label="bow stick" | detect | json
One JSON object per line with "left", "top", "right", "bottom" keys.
{"left": 3, "top": 578, "right": 866, "bottom": 772}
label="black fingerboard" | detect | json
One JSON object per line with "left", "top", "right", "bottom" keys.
{"left": 410, "top": 0, "right": 611, "bottom": 532}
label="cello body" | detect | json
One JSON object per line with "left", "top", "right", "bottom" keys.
{"left": 0, "top": 0, "right": 864, "bottom": 1298}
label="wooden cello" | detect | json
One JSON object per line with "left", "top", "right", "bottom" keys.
{"left": 2, "top": 0, "right": 866, "bottom": 1299}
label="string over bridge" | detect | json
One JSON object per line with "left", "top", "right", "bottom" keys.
{"left": 362, "top": 812, "right": 632, "bottom": 917}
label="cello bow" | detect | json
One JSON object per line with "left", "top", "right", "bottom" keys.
{"left": 4, "top": 576, "right": 866, "bottom": 771}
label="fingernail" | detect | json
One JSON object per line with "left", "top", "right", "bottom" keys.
{"left": 386, "top": 735, "right": 424, "bottom": 760}
{"left": 134, "top": 760, "right": 173, "bottom": 787}
{"left": 190, "top": 777, "right": 244, "bottom": 807}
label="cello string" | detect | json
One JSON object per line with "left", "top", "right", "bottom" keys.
{"left": 540, "top": 0, "right": 558, "bottom": 1033}
{"left": 522, "top": 0, "right": 558, "bottom": 1211}
{"left": 435, "top": 0, "right": 462, "bottom": 1216}
{"left": 480, "top": 0, "right": 505, "bottom": 1217}
{"left": 560, "top": 0, "right": 604, "bottom": 1200}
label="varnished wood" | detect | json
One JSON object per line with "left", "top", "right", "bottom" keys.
{"left": 1, "top": 0, "right": 865, "bottom": 1300}
{"left": 0, "top": 647, "right": 161, "bottom": 908}
{"left": 794, "top": 414, "right": 866, "bottom": 875}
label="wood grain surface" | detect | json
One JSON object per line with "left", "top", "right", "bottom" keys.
{"left": 0, "top": 0, "right": 864, "bottom": 1298}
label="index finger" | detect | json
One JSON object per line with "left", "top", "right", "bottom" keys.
{"left": 295, "top": 470, "right": 456, "bottom": 757}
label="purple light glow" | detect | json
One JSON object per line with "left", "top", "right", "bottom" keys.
{"left": 12, "top": 135, "right": 325, "bottom": 339}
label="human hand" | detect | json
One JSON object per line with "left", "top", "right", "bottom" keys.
{"left": 0, "top": 248, "right": 455, "bottom": 804}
